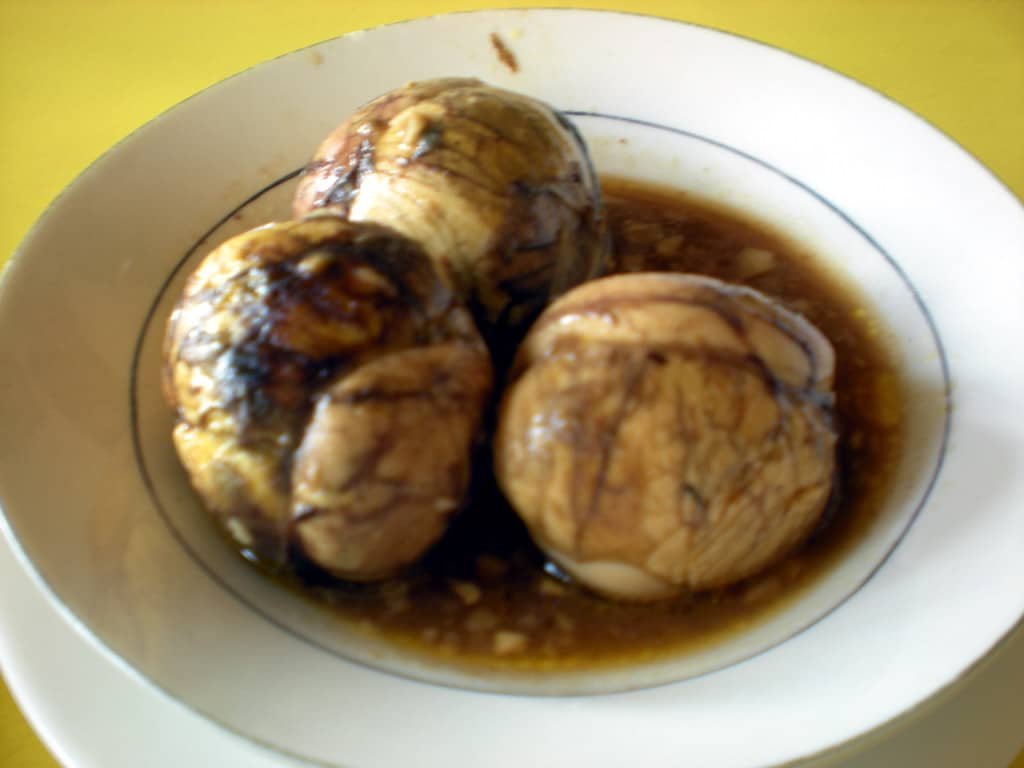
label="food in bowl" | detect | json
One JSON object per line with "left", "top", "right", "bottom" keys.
{"left": 494, "top": 272, "right": 837, "bottom": 601}
{"left": 162, "top": 214, "right": 492, "bottom": 580}
{"left": 162, "top": 79, "right": 903, "bottom": 669}
{"left": 292, "top": 77, "right": 610, "bottom": 344}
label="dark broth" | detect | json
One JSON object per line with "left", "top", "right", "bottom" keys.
{"left": 282, "top": 177, "right": 905, "bottom": 671}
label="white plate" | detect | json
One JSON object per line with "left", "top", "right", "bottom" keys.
{"left": 4, "top": 533, "right": 1023, "bottom": 768}
{"left": 1, "top": 9, "right": 1023, "bottom": 767}
{"left": 0, "top": 536, "right": 300, "bottom": 767}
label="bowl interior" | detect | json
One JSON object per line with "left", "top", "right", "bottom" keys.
{"left": 128, "top": 109, "right": 948, "bottom": 694}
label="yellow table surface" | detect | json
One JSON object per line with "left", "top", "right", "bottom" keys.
{"left": 0, "top": 1, "right": 1022, "bottom": 766}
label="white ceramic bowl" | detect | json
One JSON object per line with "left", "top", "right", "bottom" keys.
{"left": 1, "top": 9, "right": 1022, "bottom": 768}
